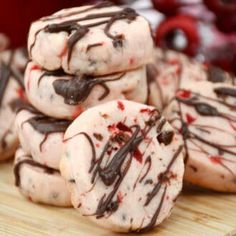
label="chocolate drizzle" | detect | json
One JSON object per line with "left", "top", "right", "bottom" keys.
{"left": 30, "top": 2, "right": 138, "bottom": 66}
{"left": 214, "top": 87, "right": 236, "bottom": 98}
{"left": 38, "top": 69, "right": 66, "bottom": 86}
{"left": 139, "top": 156, "right": 152, "bottom": 184}
{"left": 41, "top": 1, "right": 114, "bottom": 22}
{"left": 0, "top": 50, "right": 26, "bottom": 107}
{"left": 99, "top": 125, "right": 143, "bottom": 186}
{"left": 23, "top": 115, "right": 71, "bottom": 151}
{"left": 174, "top": 89, "right": 236, "bottom": 173}
{"left": 14, "top": 155, "right": 59, "bottom": 187}
{"left": 10, "top": 100, "right": 39, "bottom": 114}
{"left": 37, "top": 68, "right": 125, "bottom": 105}
{"left": 0, "top": 62, "right": 12, "bottom": 107}
{"left": 27, "top": 116, "right": 70, "bottom": 134}
{"left": 176, "top": 95, "right": 236, "bottom": 121}
{"left": 86, "top": 43, "right": 103, "bottom": 52}
{"left": 137, "top": 186, "right": 167, "bottom": 233}
{"left": 52, "top": 73, "right": 125, "bottom": 105}
{"left": 144, "top": 146, "right": 183, "bottom": 206}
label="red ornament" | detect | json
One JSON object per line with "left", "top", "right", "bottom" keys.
{"left": 155, "top": 15, "right": 200, "bottom": 57}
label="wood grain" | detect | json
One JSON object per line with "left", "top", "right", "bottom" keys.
{"left": 0, "top": 161, "right": 236, "bottom": 236}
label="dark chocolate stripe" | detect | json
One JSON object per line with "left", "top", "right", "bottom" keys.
{"left": 0, "top": 49, "right": 26, "bottom": 107}
{"left": 9, "top": 100, "right": 39, "bottom": 114}
{"left": 27, "top": 116, "right": 70, "bottom": 134}
{"left": 23, "top": 116, "right": 71, "bottom": 151}
{"left": 177, "top": 96, "right": 236, "bottom": 122}
{"left": 214, "top": 87, "right": 236, "bottom": 98}
{"left": 0, "top": 62, "right": 12, "bottom": 107}
{"left": 175, "top": 88, "right": 236, "bottom": 173}
{"left": 86, "top": 43, "right": 103, "bottom": 52}
{"left": 38, "top": 69, "right": 66, "bottom": 86}
{"left": 144, "top": 145, "right": 183, "bottom": 206}
{"left": 41, "top": 1, "right": 114, "bottom": 22}
{"left": 14, "top": 157, "right": 60, "bottom": 187}
{"left": 99, "top": 125, "right": 142, "bottom": 186}
{"left": 136, "top": 185, "right": 167, "bottom": 233}
{"left": 52, "top": 73, "right": 125, "bottom": 105}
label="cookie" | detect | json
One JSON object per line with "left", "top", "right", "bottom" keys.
{"left": 0, "top": 48, "right": 28, "bottom": 161}
{"left": 25, "top": 61, "right": 148, "bottom": 119}
{"left": 14, "top": 147, "right": 71, "bottom": 206}
{"left": 60, "top": 100, "right": 184, "bottom": 232}
{"left": 148, "top": 49, "right": 235, "bottom": 110}
{"left": 15, "top": 104, "right": 71, "bottom": 169}
{"left": 28, "top": 2, "right": 154, "bottom": 75}
{"left": 164, "top": 80, "right": 236, "bottom": 192}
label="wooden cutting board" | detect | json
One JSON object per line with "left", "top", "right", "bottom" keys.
{"left": 0, "top": 161, "right": 236, "bottom": 236}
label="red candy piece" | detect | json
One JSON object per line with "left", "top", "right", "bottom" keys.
{"left": 186, "top": 113, "right": 196, "bottom": 124}
{"left": 155, "top": 15, "right": 200, "bottom": 57}
{"left": 209, "top": 155, "right": 222, "bottom": 165}
{"left": 117, "top": 101, "right": 125, "bottom": 111}
{"left": 71, "top": 106, "right": 84, "bottom": 120}
{"left": 108, "top": 124, "right": 116, "bottom": 132}
{"left": 133, "top": 148, "right": 143, "bottom": 163}
{"left": 117, "top": 191, "right": 123, "bottom": 203}
{"left": 16, "top": 88, "right": 25, "bottom": 100}
{"left": 176, "top": 89, "right": 191, "bottom": 99}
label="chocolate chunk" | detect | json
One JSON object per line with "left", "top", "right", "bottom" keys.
{"left": 195, "top": 103, "right": 219, "bottom": 116}
{"left": 93, "top": 133, "right": 103, "bottom": 141}
{"left": 157, "top": 131, "right": 174, "bottom": 145}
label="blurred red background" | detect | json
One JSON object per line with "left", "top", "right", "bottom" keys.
{"left": 0, "top": 0, "right": 95, "bottom": 48}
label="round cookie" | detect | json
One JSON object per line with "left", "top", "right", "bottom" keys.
{"left": 14, "top": 147, "right": 71, "bottom": 207}
{"left": 60, "top": 100, "right": 184, "bottom": 232}
{"left": 0, "top": 48, "right": 28, "bottom": 161}
{"left": 25, "top": 61, "right": 148, "bottom": 119}
{"left": 15, "top": 104, "right": 71, "bottom": 169}
{"left": 28, "top": 2, "right": 154, "bottom": 75}
{"left": 164, "top": 81, "right": 236, "bottom": 192}
{"left": 148, "top": 49, "right": 235, "bottom": 111}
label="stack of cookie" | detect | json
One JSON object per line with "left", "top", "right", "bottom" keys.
{"left": 14, "top": 2, "right": 155, "bottom": 207}
{"left": 25, "top": 1, "right": 154, "bottom": 119}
